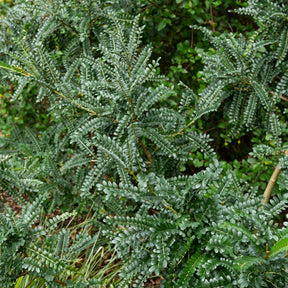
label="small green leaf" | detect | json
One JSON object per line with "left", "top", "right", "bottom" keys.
{"left": 193, "top": 158, "right": 203, "bottom": 167}
{"left": 157, "top": 20, "right": 167, "bottom": 31}
{"left": 213, "top": 1, "right": 222, "bottom": 6}
{"left": 180, "top": 165, "right": 186, "bottom": 172}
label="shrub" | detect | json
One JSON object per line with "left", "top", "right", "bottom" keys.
{"left": 0, "top": 0, "right": 288, "bottom": 287}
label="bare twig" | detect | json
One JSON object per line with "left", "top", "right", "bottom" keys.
{"left": 138, "top": 139, "right": 153, "bottom": 164}
{"left": 262, "top": 164, "right": 281, "bottom": 205}
{"left": 262, "top": 150, "right": 288, "bottom": 205}
{"left": 280, "top": 95, "right": 288, "bottom": 102}
{"left": 269, "top": 91, "right": 288, "bottom": 102}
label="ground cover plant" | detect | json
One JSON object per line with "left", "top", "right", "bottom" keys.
{"left": 0, "top": 0, "right": 288, "bottom": 287}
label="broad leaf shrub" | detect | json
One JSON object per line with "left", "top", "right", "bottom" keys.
{"left": 0, "top": 0, "right": 288, "bottom": 287}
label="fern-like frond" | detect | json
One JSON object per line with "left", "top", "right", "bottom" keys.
{"left": 193, "top": 81, "right": 227, "bottom": 120}
{"left": 276, "top": 26, "right": 288, "bottom": 66}
{"left": 233, "top": 256, "right": 265, "bottom": 271}
{"left": 56, "top": 229, "right": 70, "bottom": 257}
{"left": 176, "top": 251, "right": 206, "bottom": 288}
{"left": 251, "top": 81, "right": 271, "bottom": 111}
{"left": 177, "top": 131, "right": 216, "bottom": 161}
{"left": 139, "top": 127, "right": 178, "bottom": 159}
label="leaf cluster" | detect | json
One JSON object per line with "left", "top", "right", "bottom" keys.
{"left": 0, "top": 1, "right": 288, "bottom": 287}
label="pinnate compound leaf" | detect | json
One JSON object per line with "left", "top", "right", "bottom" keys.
{"left": 176, "top": 252, "right": 205, "bottom": 287}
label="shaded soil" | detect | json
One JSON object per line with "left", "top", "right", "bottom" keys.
{"left": 0, "top": 190, "right": 23, "bottom": 215}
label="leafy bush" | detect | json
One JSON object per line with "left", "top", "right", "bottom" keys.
{"left": 135, "top": 0, "right": 254, "bottom": 86}
{"left": 0, "top": 0, "right": 288, "bottom": 287}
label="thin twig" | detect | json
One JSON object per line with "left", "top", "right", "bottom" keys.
{"left": 262, "top": 150, "right": 288, "bottom": 205}
{"left": 262, "top": 164, "right": 281, "bottom": 205}
{"left": 138, "top": 139, "right": 153, "bottom": 164}
{"left": 280, "top": 95, "right": 288, "bottom": 102}
{"left": 269, "top": 91, "right": 288, "bottom": 102}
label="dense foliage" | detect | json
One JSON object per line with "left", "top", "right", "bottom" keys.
{"left": 0, "top": 0, "right": 288, "bottom": 287}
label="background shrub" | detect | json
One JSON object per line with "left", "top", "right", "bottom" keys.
{"left": 0, "top": 0, "right": 288, "bottom": 287}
